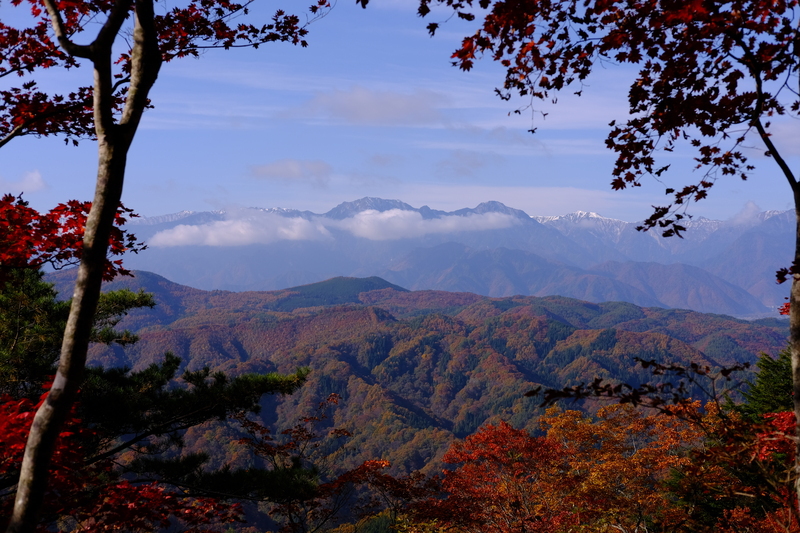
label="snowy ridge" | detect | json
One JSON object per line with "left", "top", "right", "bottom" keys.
{"left": 534, "top": 211, "right": 630, "bottom": 240}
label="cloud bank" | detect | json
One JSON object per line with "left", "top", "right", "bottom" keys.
{"left": 149, "top": 209, "right": 519, "bottom": 247}
{"left": 149, "top": 213, "right": 332, "bottom": 246}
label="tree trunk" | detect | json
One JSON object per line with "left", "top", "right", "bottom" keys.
{"left": 5, "top": 143, "right": 128, "bottom": 533}
{"left": 5, "top": 0, "right": 159, "bottom": 529}
{"left": 792, "top": 184, "right": 800, "bottom": 513}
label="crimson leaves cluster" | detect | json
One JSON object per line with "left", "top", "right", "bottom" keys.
{"left": 0, "top": 193, "right": 145, "bottom": 280}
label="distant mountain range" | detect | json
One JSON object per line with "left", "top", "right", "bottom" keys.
{"left": 121, "top": 197, "right": 794, "bottom": 318}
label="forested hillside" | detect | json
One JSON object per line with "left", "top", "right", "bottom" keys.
{"left": 49, "top": 270, "right": 789, "bottom": 476}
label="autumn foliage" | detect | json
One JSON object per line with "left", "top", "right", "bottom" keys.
{"left": 0, "top": 194, "right": 144, "bottom": 280}
{"left": 394, "top": 403, "right": 800, "bottom": 533}
{"left": 409, "top": 405, "right": 700, "bottom": 532}
{"left": 0, "top": 386, "right": 243, "bottom": 532}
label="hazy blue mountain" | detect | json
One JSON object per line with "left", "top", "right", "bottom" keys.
{"left": 381, "top": 243, "right": 770, "bottom": 316}
{"left": 119, "top": 197, "right": 792, "bottom": 317}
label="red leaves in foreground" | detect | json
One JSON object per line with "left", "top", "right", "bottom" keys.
{"left": 0, "top": 389, "right": 242, "bottom": 532}
{"left": 0, "top": 193, "right": 144, "bottom": 280}
{"left": 407, "top": 405, "right": 800, "bottom": 533}
{"left": 413, "top": 407, "right": 699, "bottom": 533}
{"left": 415, "top": 421, "right": 576, "bottom": 533}
{"left": 756, "top": 411, "right": 796, "bottom": 462}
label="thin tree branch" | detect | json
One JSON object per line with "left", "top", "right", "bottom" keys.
{"left": 40, "top": 0, "right": 92, "bottom": 58}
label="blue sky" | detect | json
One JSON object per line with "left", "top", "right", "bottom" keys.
{"left": 1, "top": 0, "right": 796, "bottom": 222}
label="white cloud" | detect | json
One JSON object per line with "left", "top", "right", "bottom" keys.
{"left": 293, "top": 86, "right": 447, "bottom": 127}
{"left": 0, "top": 171, "right": 47, "bottom": 194}
{"left": 251, "top": 159, "right": 333, "bottom": 187}
{"left": 725, "top": 200, "right": 763, "bottom": 226}
{"left": 329, "top": 209, "right": 519, "bottom": 240}
{"left": 149, "top": 212, "right": 332, "bottom": 247}
{"left": 149, "top": 208, "right": 519, "bottom": 246}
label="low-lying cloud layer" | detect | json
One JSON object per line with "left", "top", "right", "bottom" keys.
{"left": 149, "top": 209, "right": 519, "bottom": 247}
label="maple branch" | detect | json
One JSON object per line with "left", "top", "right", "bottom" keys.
{"left": 0, "top": 101, "right": 84, "bottom": 150}
{"left": 753, "top": 116, "right": 797, "bottom": 189}
{"left": 729, "top": 30, "right": 798, "bottom": 189}
{"left": 0, "top": 66, "right": 32, "bottom": 81}
{"left": 0, "top": 124, "right": 27, "bottom": 151}
{"left": 40, "top": 0, "right": 92, "bottom": 58}
{"left": 0, "top": 75, "right": 130, "bottom": 150}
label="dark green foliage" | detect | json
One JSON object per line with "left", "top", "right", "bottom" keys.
{"left": 751, "top": 317, "right": 790, "bottom": 329}
{"left": 701, "top": 334, "right": 754, "bottom": 367}
{"left": 270, "top": 276, "right": 407, "bottom": 311}
{"left": 530, "top": 319, "right": 576, "bottom": 358}
{"left": 453, "top": 411, "right": 483, "bottom": 438}
{"left": 316, "top": 374, "right": 348, "bottom": 398}
{"left": 357, "top": 333, "right": 394, "bottom": 370}
{"left": 91, "top": 288, "right": 155, "bottom": 345}
{"left": 0, "top": 269, "right": 68, "bottom": 398}
{"left": 589, "top": 328, "right": 617, "bottom": 352}
{"left": 589, "top": 302, "right": 646, "bottom": 328}
{"left": 738, "top": 349, "right": 793, "bottom": 419}
{"left": 80, "top": 354, "right": 307, "bottom": 461}
{"left": 0, "top": 269, "right": 154, "bottom": 398}
{"left": 131, "top": 455, "right": 319, "bottom": 503}
{"left": 491, "top": 298, "right": 522, "bottom": 312}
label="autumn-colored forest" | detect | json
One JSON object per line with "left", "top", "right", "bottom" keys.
{"left": 0, "top": 197, "right": 795, "bottom": 532}
{"left": 4, "top": 267, "right": 789, "bottom": 532}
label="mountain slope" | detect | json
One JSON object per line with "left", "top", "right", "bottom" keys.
{"left": 72, "top": 272, "right": 788, "bottom": 475}
{"left": 381, "top": 244, "right": 770, "bottom": 316}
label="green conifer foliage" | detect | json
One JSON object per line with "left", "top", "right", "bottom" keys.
{"left": 740, "top": 349, "right": 793, "bottom": 419}
{"left": 0, "top": 268, "right": 155, "bottom": 399}
{"left": 0, "top": 269, "right": 68, "bottom": 398}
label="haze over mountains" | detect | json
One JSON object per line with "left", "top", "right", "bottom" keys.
{"left": 123, "top": 197, "right": 793, "bottom": 318}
